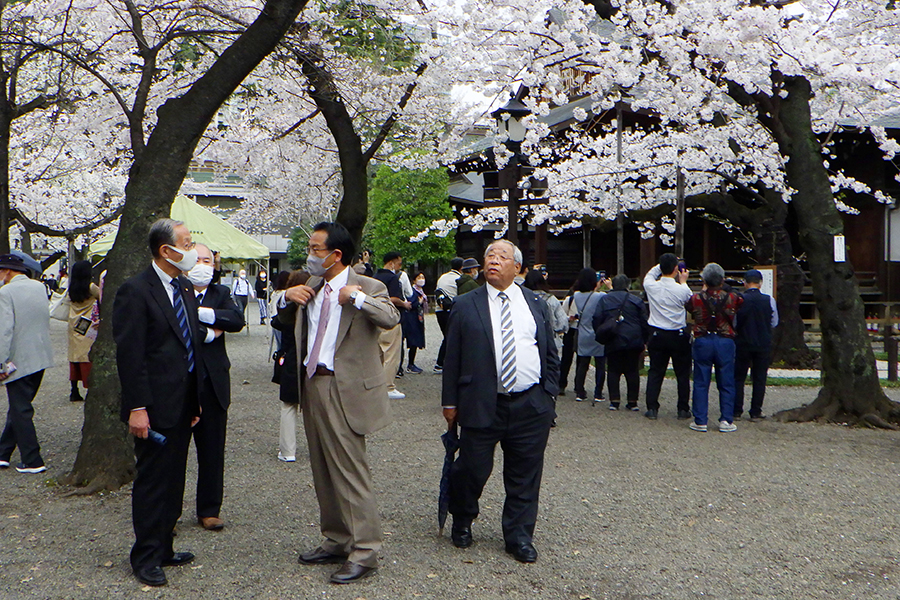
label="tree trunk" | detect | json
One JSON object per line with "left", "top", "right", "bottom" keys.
{"left": 64, "top": 0, "right": 310, "bottom": 492}
{"left": 298, "top": 53, "right": 368, "bottom": 245}
{"left": 0, "top": 92, "right": 10, "bottom": 255}
{"left": 773, "top": 76, "right": 898, "bottom": 425}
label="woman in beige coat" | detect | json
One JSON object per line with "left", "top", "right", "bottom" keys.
{"left": 65, "top": 261, "right": 101, "bottom": 402}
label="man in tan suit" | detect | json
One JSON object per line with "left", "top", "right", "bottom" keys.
{"left": 284, "top": 222, "right": 399, "bottom": 584}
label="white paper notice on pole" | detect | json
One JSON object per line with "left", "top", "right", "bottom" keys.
{"left": 834, "top": 234, "right": 846, "bottom": 262}
{"left": 756, "top": 266, "right": 776, "bottom": 299}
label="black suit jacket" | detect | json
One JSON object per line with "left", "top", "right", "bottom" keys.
{"left": 442, "top": 284, "right": 560, "bottom": 429}
{"left": 197, "top": 283, "right": 245, "bottom": 411}
{"left": 114, "top": 266, "right": 204, "bottom": 429}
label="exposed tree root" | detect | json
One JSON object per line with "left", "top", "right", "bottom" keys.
{"left": 859, "top": 413, "right": 900, "bottom": 431}
{"left": 774, "top": 383, "right": 900, "bottom": 429}
{"left": 59, "top": 469, "right": 133, "bottom": 497}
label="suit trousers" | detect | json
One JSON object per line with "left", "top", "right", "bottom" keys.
{"left": 435, "top": 310, "right": 450, "bottom": 368}
{"left": 0, "top": 370, "right": 45, "bottom": 467}
{"left": 449, "top": 386, "right": 554, "bottom": 547}
{"left": 378, "top": 325, "right": 402, "bottom": 393}
{"left": 645, "top": 327, "right": 692, "bottom": 413}
{"left": 733, "top": 346, "right": 770, "bottom": 418}
{"left": 304, "top": 374, "right": 381, "bottom": 567}
{"left": 131, "top": 406, "right": 193, "bottom": 570}
{"left": 606, "top": 348, "right": 642, "bottom": 404}
{"left": 192, "top": 382, "right": 228, "bottom": 519}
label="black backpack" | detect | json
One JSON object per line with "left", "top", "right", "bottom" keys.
{"left": 435, "top": 288, "right": 454, "bottom": 311}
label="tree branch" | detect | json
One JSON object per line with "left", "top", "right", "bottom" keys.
{"left": 363, "top": 61, "right": 427, "bottom": 162}
{"left": 11, "top": 204, "right": 124, "bottom": 237}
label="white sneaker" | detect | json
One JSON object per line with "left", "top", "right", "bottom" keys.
{"left": 0, "top": 460, "right": 9, "bottom": 468}
{"left": 16, "top": 463, "right": 47, "bottom": 474}
{"left": 718, "top": 420, "right": 737, "bottom": 433}
{"left": 689, "top": 422, "right": 708, "bottom": 433}
{"left": 277, "top": 452, "right": 295, "bottom": 463}
{"left": 388, "top": 390, "right": 406, "bottom": 400}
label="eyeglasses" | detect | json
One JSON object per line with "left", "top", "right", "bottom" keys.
{"left": 485, "top": 252, "right": 514, "bottom": 262}
{"left": 306, "top": 245, "right": 330, "bottom": 255}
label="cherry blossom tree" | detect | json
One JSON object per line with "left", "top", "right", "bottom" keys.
{"left": 424, "top": 0, "right": 900, "bottom": 425}
{"left": 9, "top": 0, "right": 312, "bottom": 492}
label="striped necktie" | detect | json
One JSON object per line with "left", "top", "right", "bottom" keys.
{"left": 498, "top": 291, "right": 516, "bottom": 392}
{"left": 171, "top": 278, "right": 195, "bottom": 372}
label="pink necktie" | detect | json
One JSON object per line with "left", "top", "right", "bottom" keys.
{"left": 306, "top": 283, "right": 332, "bottom": 379}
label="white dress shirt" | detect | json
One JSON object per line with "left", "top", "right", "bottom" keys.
{"left": 304, "top": 266, "right": 367, "bottom": 372}
{"left": 152, "top": 261, "right": 177, "bottom": 307}
{"left": 643, "top": 265, "right": 693, "bottom": 330}
{"left": 486, "top": 282, "right": 540, "bottom": 393}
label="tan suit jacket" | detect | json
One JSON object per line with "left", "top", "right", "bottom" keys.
{"left": 294, "top": 269, "right": 400, "bottom": 435}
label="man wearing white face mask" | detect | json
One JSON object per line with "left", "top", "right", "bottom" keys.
{"left": 187, "top": 243, "right": 244, "bottom": 531}
{"left": 231, "top": 269, "right": 252, "bottom": 317}
{"left": 113, "top": 218, "right": 205, "bottom": 588}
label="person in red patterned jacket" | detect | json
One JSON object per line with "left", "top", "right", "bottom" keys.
{"left": 684, "top": 263, "right": 743, "bottom": 434}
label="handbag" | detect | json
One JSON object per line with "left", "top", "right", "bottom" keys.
{"left": 49, "top": 290, "right": 69, "bottom": 321}
{"left": 594, "top": 294, "right": 629, "bottom": 345}
{"left": 272, "top": 349, "right": 286, "bottom": 384}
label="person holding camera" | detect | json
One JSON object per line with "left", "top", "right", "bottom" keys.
{"left": 642, "top": 253, "right": 693, "bottom": 420}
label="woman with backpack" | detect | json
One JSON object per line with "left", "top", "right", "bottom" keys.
{"left": 593, "top": 275, "right": 650, "bottom": 411}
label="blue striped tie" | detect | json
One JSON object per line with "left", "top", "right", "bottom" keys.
{"left": 171, "top": 278, "right": 195, "bottom": 372}
{"left": 498, "top": 291, "right": 516, "bottom": 392}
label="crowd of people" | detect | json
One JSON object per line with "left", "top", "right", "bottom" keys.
{"left": 0, "top": 222, "right": 779, "bottom": 589}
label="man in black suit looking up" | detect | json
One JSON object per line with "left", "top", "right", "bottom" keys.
{"left": 442, "top": 239, "right": 559, "bottom": 563}
{"left": 187, "top": 243, "right": 245, "bottom": 531}
{"left": 113, "top": 218, "right": 204, "bottom": 587}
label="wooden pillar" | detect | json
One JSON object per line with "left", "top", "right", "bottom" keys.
{"left": 640, "top": 233, "right": 656, "bottom": 278}
{"left": 535, "top": 222, "right": 548, "bottom": 266}
{"left": 582, "top": 224, "right": 592, "bottom": 268}
{"left": 674, "top": 167, "right": 685, "bottom": 258}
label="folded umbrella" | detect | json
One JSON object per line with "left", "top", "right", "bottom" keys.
{"left": 438, "top": 424, "right": 459, "bottom": 535}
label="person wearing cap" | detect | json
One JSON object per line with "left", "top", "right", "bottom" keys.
{"left": 733, "top": 269, "right": 779, "bottom": 421}
{"left": 455, "top": 258, "right": 481, "bottom": 296}
{"left": 0, "top": 252, "right": 53, "bottom": 474}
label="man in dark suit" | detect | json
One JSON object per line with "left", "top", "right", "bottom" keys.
{"left": 113, "top": 218, "right": 205, "bottom": 587}
{"left": 284, "top": 222, "right": 400, "bottom": 584}
{"left": 187, "top": 243, "right": 245, "bottom": 531}
{"left": 442, "top": 239, "right": 559, "bottom": 563}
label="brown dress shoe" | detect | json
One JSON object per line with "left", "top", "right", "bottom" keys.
{"left": 329, "top": 561, "right": 376, "bottom": 584}
{"left": 200, "top": 517, "right": 224, "bottom": 531}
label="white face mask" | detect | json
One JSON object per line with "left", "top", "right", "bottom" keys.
{"left": 164, "top": 245, "right": 199, "bottom": 272}
{"left": 239, "top": 271, "right": 247, "bottom": 279}
{"left": 415, "top": 279, "right": 425, "bottom": 287}
{"left": 187, "top": 263, "right": 214, "bottom": 287}
{"left": 306, "top": 251, "right": 335, "bottom": 277}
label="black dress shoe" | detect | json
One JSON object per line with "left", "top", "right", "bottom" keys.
{"left": 677, "top": 410, "right": 692, "bottom": 420}
{"left": 644, "top": 409, "right": 658, "bottom": 420}
{"left": 161, "top": 552, "right": 194, "bottom": 567}
{"left": 451, "top": 522, "right": 473, "bottom": 548}
{"left": 134, "top": 566, "right": 167, "bottom": 586}
{"left": 298, "top": 546, "right": 346, "bottom": 565}
{"left": 329, "top": 561, "right": 376, "bottom": 584}
{"left": 505, "top": 542, "right": 538, "bottom": 563}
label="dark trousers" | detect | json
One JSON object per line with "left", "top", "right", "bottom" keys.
{"left": 606, "top": 348, "right": 642, "bottom": 404}
{"left": 436, "top": 310, "right": 451, "bottom": 368}
{"left": 734, "top": 346, "right": 770, "bottom": 417}
{"left": 234, "top": 294, "right": 248, "bottom": 315}
{"left": 131, "top": 406, "right": 193, "bottom": 571}
{"left": 574, "top": 355, "right": 606, "bottom": 400}
{"left": 645, "top": 327, "right": 692, "bottom": 412}
{"left": 449, "top": 387, "right": 554, "bottom": 546}
{"left": 0, "top": 371, "right": 45, "bottom": 467}
{"left": 559, "top": 328, "right": 577, "bottom": 390}
{"left": 192, "top": 386, "right": 228, "bottom": 519}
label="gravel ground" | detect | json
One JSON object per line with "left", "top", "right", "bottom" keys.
{"left": 2, "top": 309, "right": 900, "bottom": 600}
